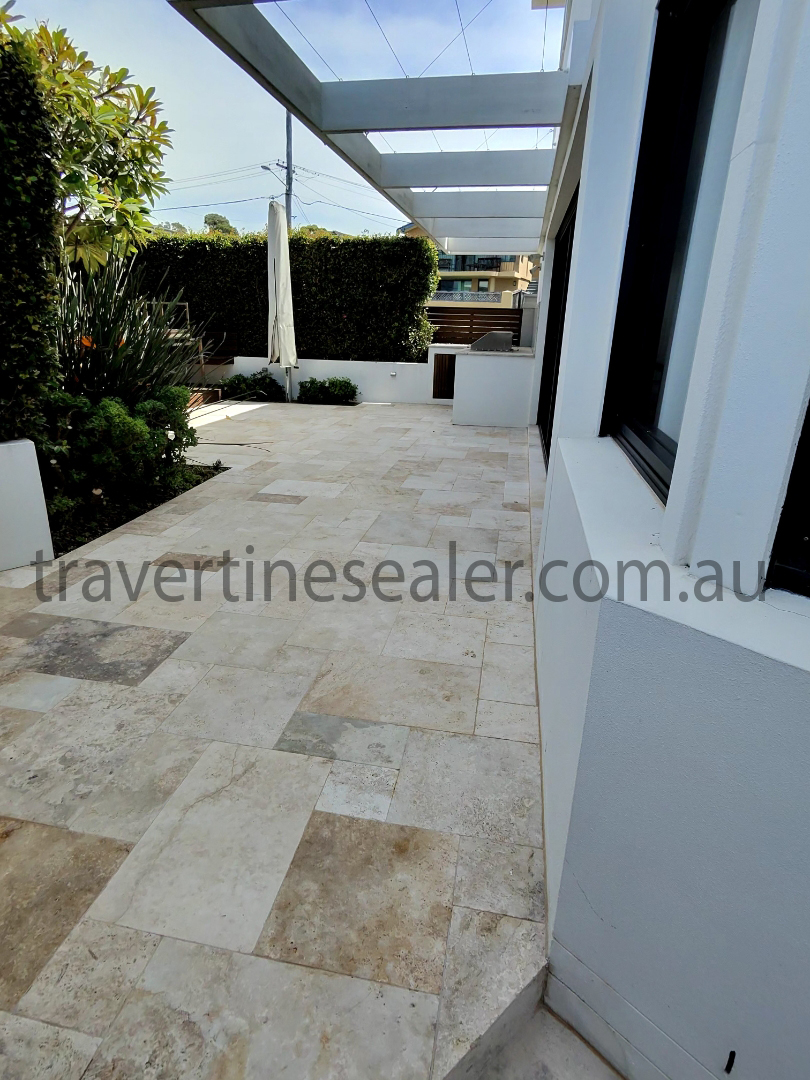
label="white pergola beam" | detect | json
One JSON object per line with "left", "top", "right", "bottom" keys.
{"left": 424, "top": 217, "right": 542, "bottom": 238}
{"left": 399, "top": 190, "right": 547, "bottom": 219}
{"left": 169, "top": 1, "right": 562, "bottom": 255}
{"left": 378, "top": 149, "right": 555, "bottom": 189}
{"left": 440, "top": 238, "right": 540, "bottom": 254}
{"left": 320, "top": 71, "right": 568, "bottom": 133}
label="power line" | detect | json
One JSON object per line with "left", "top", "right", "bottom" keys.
{"left": 363, "top": 0, "right": 408, "bottom": 78}
{"left": 419, "top": 0, "right": 495, "bottom": 77}
{"left": 293, "top": 176, "right": 404, "bottom": 222}
{"left": 155, "top": 194, "right": 282, "bottom": 212}
{"left": 275, "top": 2, "right": 342, "bottom": 81}
{"left": 454, "top": 0, "right": 474, "bottom": 75}
{"left": 293, "top": 194, "right": 311, "bottom": 226}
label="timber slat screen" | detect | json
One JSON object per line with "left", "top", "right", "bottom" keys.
{"left": 427, "top": 306, "right": 523, "bottom": 347}
{"left": 432, "top": 353, "right": 456, "bottom": 399}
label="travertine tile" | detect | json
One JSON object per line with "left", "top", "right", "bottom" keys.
{"left": 89, "top": 743, "right": 330, "bottom": 952}
{"left": 384, "top": 612, "right": 486, "bottom": 667}
{"left": 256, "top": 812, "right": 457, "bottom": 993}
{"left": 83, "top": 936, "right": 437, "bottom": 1080}
{"left": 0, "top": 611, "right": 65, "bottom": 639}
{"left": 0, "top": 682, "right": 178, "bottom": 827}
{"left": 486, "top": 617, "right": 534, "bottom": 647}
{"left": 454, "top": 837, "right": 545, "bottom": 921}
{"left": 260, "top": 478, "right": 347, "bottom": 498}
{"left": 0, "top": 1011, "right": 100, "bottom": 1079}
{"left": 299, "top": 652, "right": 479, "bottom": 732}
{"left": 475, "top": 700, "right": 539, "bottom": 744}
{"left": 111, "top": 584, "right": 222, "bottom": 633}
{"left": 468, "top": 1005, "right": 619, "bottom": 1080}
{"left": 362, "top": 511, "right": 438, "bottom": 546}
{"left": 433, "top": 907, "right": 546, "bottom": 1078}
{"left": 0, "top": 818, "right": 130, "bottom": 1009}
{"left": 4, "top": 617, "right": 188, "bottom": 686}
{"left": 170, "top": 610, "right": 294, "bottom": 668}
{"left": 0, "top": 670, "right": 80, "bottom": 711}
{"left": 136, "top": 657, "right": 212, "bottom": 701}
{"left": 429, "top": 524, "right": 500, "bottom": 552}
{"left": 480, "top": 643, "right": 537, "bottom": 706}
{"left": 161, "top": 655, "right": 324, "bottom": 748}
{"left": 69, "top": 731, "right": 209, "bottom": 842}
{"left": 275, "top": 710, "right": 408, "bottom": 767}
{"left": 316, "top": 760, "right": 398, "bottom": 821}
{"left": 286, "top": 590, "right": 402, "bottom": 654}
{"left": 388, "top": 731, "right": 543, "bottom": 845}
{"left": 17, "top": 919, "right": 160, "bottom": 1037}
{"left": 0, "top": 706, "right": 39, "bottom": 750}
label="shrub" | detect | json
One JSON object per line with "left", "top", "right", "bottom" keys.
{"left": 0, "top": 38, "right": 60, "bottom": 450}
{"left": 296, "top": 376, "right": 358, "bottom": 406}
{"left": 56, "top": 256, "right": 205, "bottom": 406}
{"left": 136, "top": 232, "right": 439, "bottom": 363}
{"left": 221, "top": 368, "right": 286, "bottom": 402}
{"left": 43, "top": 385, "right": 208, "bottom": 555}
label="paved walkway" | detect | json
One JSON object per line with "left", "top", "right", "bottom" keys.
{"left": 0, "top": 403, "right": 614, "bottom": 1079}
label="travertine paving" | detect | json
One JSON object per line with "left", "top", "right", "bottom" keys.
{"left": 0, "top": 402, "right": 614, "bottom": 1078}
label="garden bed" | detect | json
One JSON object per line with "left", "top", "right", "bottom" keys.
{"left": 50, "top": 461, "right": 224, "bottom": 558}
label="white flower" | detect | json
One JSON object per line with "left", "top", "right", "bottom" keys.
{"left": 92, "top": 488, "right": 103, "bottom": 495}
{"left": 167, "top": 430, "right": 176, "bottom": 441}
{"left": 49, "top": 459, "right": 57, "bottom": 465}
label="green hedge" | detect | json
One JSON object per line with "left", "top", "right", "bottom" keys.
{"left": 0, "top": 39, "right": 60, "bottom": 448}
{"left": 136, "top": 232, "right": 439, "bottom": 363}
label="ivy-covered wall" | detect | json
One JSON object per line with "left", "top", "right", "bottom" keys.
{"left": 136, "top": 231, "right": 439, "bottom": 363}
{"left": 0, "top": 39, "right": 60, "bottom": 447}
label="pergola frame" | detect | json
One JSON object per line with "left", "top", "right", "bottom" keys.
{"left": 168, "top": 0, "right": 577, "bottom": 254}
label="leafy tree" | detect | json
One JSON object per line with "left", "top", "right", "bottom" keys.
{"left": 291, "top": 224, "right": 350, "bottom": 239}
{"left": 0, "top": 2, "right": 172, "bottom": 270}
{"left": 204, "top": 212, "right": 237, "bottom": 236}
{"left": 157, "top": 221, "right": 189, "bottom": 236}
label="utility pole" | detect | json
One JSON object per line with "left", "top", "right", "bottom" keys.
{"left": 285, "top": 110, "right": 293, "bottom": 228}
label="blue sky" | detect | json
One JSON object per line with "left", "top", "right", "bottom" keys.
{"left": 14, "top": 0, "right": 564, "bottom": 235}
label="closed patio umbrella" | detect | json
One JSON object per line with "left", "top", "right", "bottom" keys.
{"left": 267, "top": 199, "right": 297, "bottom": 400}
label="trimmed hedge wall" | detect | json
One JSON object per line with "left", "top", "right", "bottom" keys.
{"left": 0, "top": 39, "right": 60, "bottom": 448}
{"left": 136, "top": 232, "right": 439, "bottom": 363}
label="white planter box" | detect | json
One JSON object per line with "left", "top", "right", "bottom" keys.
{"left": 0, "top": 439, "right": 54, "bottom": 572}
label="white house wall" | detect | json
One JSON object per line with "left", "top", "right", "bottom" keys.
{"left": 537, "top": 1, "right": 810, "bottom": 1077}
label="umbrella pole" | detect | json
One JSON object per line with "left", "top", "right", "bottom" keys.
{"left": 285, "top": 366, "right": 292, "bottom": 403}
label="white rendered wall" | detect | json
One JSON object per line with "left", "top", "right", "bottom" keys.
{"left": 197, "top": 355, "right": 445, "bottom": 404}
{"left": 0, "top": 439, "right": 54, "bottom": 571}
{"left": 541, "top": 437, "right": 810, "bottom": 1080}
{"left": 451, "top": 353, "right": 538, "bottom": 428}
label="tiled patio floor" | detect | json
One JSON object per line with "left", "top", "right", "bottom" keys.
{"left": 0, "top": 403, "right": 615, "bottom": 1079}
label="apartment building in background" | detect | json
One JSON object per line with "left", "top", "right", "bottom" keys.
{"left": 399, "top": 221, "right": 537, "bottom": 307}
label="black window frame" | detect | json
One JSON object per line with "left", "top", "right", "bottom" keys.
{"left": 767, "top": 406, "right": 810, "bottom": 598}
{"left": 601, "top": 0, "right": 735, "bottom": 502}
{"left": 537, "top": 187, "right": 578, "bottom": 465}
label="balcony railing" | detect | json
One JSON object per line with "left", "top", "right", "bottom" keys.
{"left": 437, "top": 256, "right": 504, "bottom": 272}
{"left": 432, "top": 291, "right": 503, "bottom": 303}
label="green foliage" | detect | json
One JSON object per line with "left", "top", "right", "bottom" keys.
{"left": 43, "top": 386, "right": 208, "bottom": 555}
{"left": 0, "top": 37, "right": 60, "bottom": 449}
{"left": 136, "top": 232, "right": 439, "bottom": 363}
{"left": 57, "top": 256, "right": 205, "bottom": 406}
{"left": 220, "top": 368, "right": 286, "bottom": 402}
{"left": 1, "top": 3, "right": 172, "bottom": 271}
{"left": 204, "top": 212, "right": 237, "bottom": 236}
{"left": 296, "top": 376, "right": 358, "bottom": 406}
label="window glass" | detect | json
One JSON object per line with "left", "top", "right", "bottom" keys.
{"left": 601, "top": 0, "right": 758, "bottom": 500}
